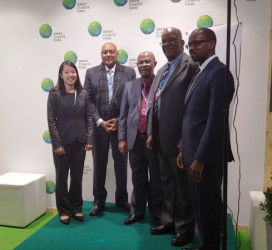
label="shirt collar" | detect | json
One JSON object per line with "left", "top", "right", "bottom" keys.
{"left": 199, "top": 55, "right": 217, "bottom": 72}
{"left": 105, "top": 64, "right": 116, "bottom": 74}
{"left": 168, "top": 52, "right": 184, "bottom": 67}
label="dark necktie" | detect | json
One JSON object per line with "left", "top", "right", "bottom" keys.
{"left": 186, "top": 67, "right": 201, "bottom": 99}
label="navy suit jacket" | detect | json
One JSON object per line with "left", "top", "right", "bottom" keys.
{"left": 182, "top": 57, "right": 235, "bottom": 167}
{"left": 118, "top": 78, "right": 147, "bottom": 150}
{"left": 47, "top": 89, "right": 93, "bottom": 150}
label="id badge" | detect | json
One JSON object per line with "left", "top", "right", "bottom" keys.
{"left": 142, "top": 108, "right": 147, "bottom": 115}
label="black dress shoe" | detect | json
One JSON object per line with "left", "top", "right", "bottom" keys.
{"left": 124, "top": 214, "right": 145, "bottom": 225}
{"left": 150, "top": 224, "right": 174, "bottom": 235}
{"left": 89, "top": 205, "right": 104, "bottom": 216}
{"left": 60, "top": 216, "right": 70, "bottom": 225}
{"left": 71, "top": 213, "right": 84, "bottom": 222}
{"left": 116, "top": 202, "right": 130, "bottom": 212}
{"left": 152, "top": 216, "right": 161, "bottom": 226}
{"left": 171, "top": 233, "right": 194, "bottom": 246}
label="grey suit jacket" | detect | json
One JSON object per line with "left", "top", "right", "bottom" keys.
{"left": 84, "top": 62, "right": 136, "bottom": 123}
{"left": 118, "top": 78, "right": 144, "bottom": 150}
{"left": 147, "top": 53, "right": 198, "bottom": 155}
{"left": 47, "top": 89, "right": 93, "bottom": 150}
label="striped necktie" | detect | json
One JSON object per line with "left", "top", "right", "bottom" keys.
{"left": 186, "top": 67, "right": 201, "bottom": 99}
{"left": 107, "top": 70, "right": 113, "bottom": 104}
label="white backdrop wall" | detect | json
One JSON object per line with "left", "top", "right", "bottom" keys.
{"left": 0, "top": 0, "right": 270, "bottom": 227}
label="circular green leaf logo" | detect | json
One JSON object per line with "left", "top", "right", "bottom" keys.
{"left": 88, "top": 21, "right": 102, "bottom": 37}
{"left": 39, "top": 24, "right": 52, "bottom": 38}
{"left": 117, "top": 49, "right": 128, "bottom": 64}
{"left": 64, "top": 51, "right": 77, "bottom": 64}
{"left": 63, "top": 0, "right": 76, "bottom": 9}
{"left": 140, "top": 19, "right": 155, "bottom": 35}
{"left": 197, "top": 15, "right": 213, "bottom": 28}
{"left": 114, "top": 0, "right": 127, "bottom": 6}
{"left": 46, "top": 181, "right": 56, "bottom": 194}
{"left": 41, "top": 78, "right": 54, "bottom": 92}
{"left": 43, "top": 130, "right": 51, "bottom": 144}
{"left": 171, "top": 0, "right": 181, "bottom": 2}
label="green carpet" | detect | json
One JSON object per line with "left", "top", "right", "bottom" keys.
{"left": 0, "top": 213, "right": 56, "bottom": 250}
{"left": 13, "top": 201, "right": 238, "bottom": 250}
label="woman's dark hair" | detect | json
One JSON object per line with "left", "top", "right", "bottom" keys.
{"left": 53, "top": 61, "right": 83, "bottom": 94}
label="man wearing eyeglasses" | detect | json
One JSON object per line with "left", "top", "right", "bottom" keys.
{"left": 118, "top": 52, "right": 162, "bottom": 226}
{"left": 177, "top": 28, "right": 234, "bottom": 250}
{"left": 84, "top": 42, "right": 136, "bottom": 216}
{"left": 146, "top": 27, "right": 198, "bottom": 247}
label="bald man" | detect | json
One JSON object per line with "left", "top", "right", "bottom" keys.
{"left": 118, "top": 52, "right": 162, "bottom": 225}
{"left": 147, "top": 27, "right": 198, "bottom": 247}
{"left": 84, "top": 42, "right": 136, "bottom": 216}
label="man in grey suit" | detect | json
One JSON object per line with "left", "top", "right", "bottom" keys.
{"left": 84, "top": 42, "right": 136, "bottom": 216}
{"left": 118, "top": 51, "right": 162, "bottom": 225}
{"left": 146, "top": 27, "right": 198, "bottom": 247}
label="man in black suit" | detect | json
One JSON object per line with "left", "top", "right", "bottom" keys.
{"left": 84, "top": 42, "right": 136, "bottom": 216}
{"left": 177, "top": 28, "right": 235, "bottom": 250}
{"left": 146, "top": 27, "right": 198, "bottom": 247}
{"left": 118, "top": 52, "right": 162, "bottom": 225}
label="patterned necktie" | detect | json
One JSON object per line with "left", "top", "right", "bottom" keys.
{"left": 186, "top": 67, "right": 201, "bottom": 99}
{"left": 153, "top": 63, "right": 171, "bottom": 120}
{"left": 107, "top": 70, "right": 113, "bottom": 104}
{"left": 160, "top": 63, "right": 171, "bottom": 83}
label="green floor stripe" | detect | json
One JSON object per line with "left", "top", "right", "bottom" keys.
{"left": 0, "top": 213, "right": 56, "bottom": 250}
{"left": 10, "top": 201, "right": 242, "bottom": 250}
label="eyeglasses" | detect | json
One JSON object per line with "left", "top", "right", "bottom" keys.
{"left": 137, "top": 60, "right": 152, "bottom": 66}
{"left": 185, "top": 40, "right": 210, "bottom": 49}
{"left": 159, "top": 37, "right": 178, "bottom": 46}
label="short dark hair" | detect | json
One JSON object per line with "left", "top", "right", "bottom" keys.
{"left": 197, "top": 28, "right": 217, "bottom": 44}
{"left": 52, "top": 61, "right": 83, "bottom": 95}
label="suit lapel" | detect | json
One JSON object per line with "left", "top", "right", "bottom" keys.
{"left": 134, "top": 78, "right": 142, "bottom": 110}
{"left": 146, "top": 70, "right": 161, "bottom": 113}
{"left": 184, "top": 57, "right": 219, "bottom": 105}
{"left": 109, "top": 63, "right": 123, "bottom": 109}
{"left": 161, "top": 54, "right": 189, "bottom": 94}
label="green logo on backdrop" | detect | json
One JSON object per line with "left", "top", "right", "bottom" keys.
{"left": 39, "top": 24, "right": 52, "bottom": 38}
{"left": 41, "top": 78, "right": 54, "bottom": 92}
{"left": 171, "top": 0, "right": 181, "bottom": 2}
{"left": 197, "top": 15, "right": 213, "bottom": 28}
{"left": 46, "top": 181, "right": 56, "bottom": 194}
{"left": 114, "top": 0, "right": 127, "bottom": 6}
{"left": 63, "top": 0, "right": 76, "bottom": 9}
{"left": 64, "top": 51, "right": 78, "bottom": 64}
{"left": 88, "top": 21, "right": 102, "bottom": 37}
{"left": 43, "top": 130, "right": 51, "bottom": 144}
{"left": 140, "top": 19, "right": 155, "bottom": 34}
{"left": 117, "top": 49, "right": 128, "bottom": 64}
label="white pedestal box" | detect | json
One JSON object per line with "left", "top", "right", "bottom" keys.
{"left": 0, "top": 172, "right": 46, "bottom": 227}
{"left": 249, "top": 191, "right": 267, "bottom": 250}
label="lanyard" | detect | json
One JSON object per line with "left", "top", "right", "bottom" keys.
{"left": 141, "top": 89, "right": 149, "bottom": 106}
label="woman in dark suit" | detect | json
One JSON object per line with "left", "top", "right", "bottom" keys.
{"left": 47, "top": 61, "right": 94, "bottom": 225}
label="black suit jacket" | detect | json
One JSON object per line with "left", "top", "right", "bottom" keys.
{"left": 182, "top": 57, "right": 234, "bottom": 166}
{"left": 47, "top": 88, "right": 93, "bottom": 150}
{"left": 147, "top": 53, "right": 198, "bottom": 155}
{"left": 84, "top": 62, "right": 136, "bottom": 123}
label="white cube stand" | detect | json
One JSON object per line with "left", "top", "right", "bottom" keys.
{"left": 0, "top": 172, "right": 46, "bottom": 227}
{"left": 249, "top": 191, "right": 267, "bottom": 250}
